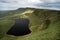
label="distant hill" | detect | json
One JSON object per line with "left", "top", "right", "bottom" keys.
{"left": 0, "top": 8, "right": 26, "bottom": 18}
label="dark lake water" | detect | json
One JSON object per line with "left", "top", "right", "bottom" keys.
{"left": 7, "top": 18, "right": 31, "bottom": 36}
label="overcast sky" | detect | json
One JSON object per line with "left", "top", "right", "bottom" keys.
{"left": 0, "top": 0, "right": 60, "bottom": 10}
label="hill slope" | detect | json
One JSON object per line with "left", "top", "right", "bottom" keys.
{"left": 0, "top": 8, "right": 26, "bottom": 18}
{"left": 0, "top": 8, "right": 60, "bottom": 40}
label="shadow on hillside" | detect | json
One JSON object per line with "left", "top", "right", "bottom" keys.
{"left": 40, "top": 20, "right": 51, "bottom": 30}
{"left": 45, "top": 20, "right": 51, "bottom": 28}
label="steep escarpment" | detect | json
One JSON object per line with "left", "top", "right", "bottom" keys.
{"left": 28, "top": 9, "right": 60, "bottom": 40}
{"left": 30, "top": 9, "right": 60, "bottom": 30}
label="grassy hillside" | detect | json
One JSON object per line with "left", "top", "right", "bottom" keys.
{"left": 0, "top": 8, "right": 26, "bottom": 18}
{"left": 0, "top": 8, "right": 60, "bottom": 40}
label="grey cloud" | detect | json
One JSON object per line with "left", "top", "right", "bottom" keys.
{"left": 0, "top": 0, "right": 60, "bottom": 10}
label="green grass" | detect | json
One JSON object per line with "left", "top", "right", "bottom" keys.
{"left": 0, "top": 8, "right": 60, "bottom": 40}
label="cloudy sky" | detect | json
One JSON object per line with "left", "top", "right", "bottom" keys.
{"left": 0, "top": 0, "right": 60, "bottom": 10}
